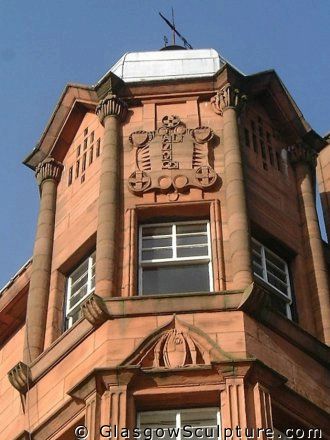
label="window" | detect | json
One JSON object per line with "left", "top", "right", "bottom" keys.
{"left": 252, "top": 238, "right": 292, "bottom": 318}
{"left": 138, "top": 408, "right": 220, "bottom": 440}
{"left": 139, "top": 221, "right": 213, "bottom": 296}
{"left": 65, "top": 252, "right": 96, "bottom": 328}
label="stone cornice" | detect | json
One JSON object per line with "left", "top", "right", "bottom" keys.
{"left": 211, "top": 84, "right": 247, "bottom": 115}
{"left": 96, "top": 94, "right": 127, "bottom": 124}
{"left": 35, "top": 157, "right": 63, "bottom": 186}
{"left": 287, "top": 142, "right": 318, "bottom": 169}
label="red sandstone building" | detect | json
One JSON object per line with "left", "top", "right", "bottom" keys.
{"left": 0, "top": 46, "right": 329, "bottom": 440}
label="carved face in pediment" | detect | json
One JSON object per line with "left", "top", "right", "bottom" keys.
{"left": 128, "top": 115, "right": 218, "bottom": 195}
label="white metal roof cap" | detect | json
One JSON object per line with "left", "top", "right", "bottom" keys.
{"left": 102, "top": 48, "right": 226, "bottom": 83}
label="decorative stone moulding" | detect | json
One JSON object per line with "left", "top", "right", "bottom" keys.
{"left": 127, "top": 115, "right": 218, "bottom": 196}
{"left": 7, "top": 362, "right": 32, "bottom": 394}
{"left": 35, "top": 157, "right": 63, "bottom": 186}
{"left": 96, "top": 94, "right": 127, "bottom": 124}
{"left": 81, "top": 293, "right": 109, "bottom": 327}
{"left": 211, "top": 84, "right": 247, "bottom": 115}
{"left": 287, "top": 142, "right": 318, "bottom": 168}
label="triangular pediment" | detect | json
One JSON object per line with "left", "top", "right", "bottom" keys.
{"left": 121, "top": 315, "right": 234, "bottom": 370}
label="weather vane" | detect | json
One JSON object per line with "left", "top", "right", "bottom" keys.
{"left": 159, "top": 8, "right": 193, "bottom": 49}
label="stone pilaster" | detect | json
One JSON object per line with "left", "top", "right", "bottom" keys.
{"left": 212, "top": 84, "right": 252, "bottom": 289}
{"left": 288, "top": 143, "right": 330, "bottom": 344}
{"left": 252, "top": 383, "right": 273, "bottom": 437}
{"left": 95, "top": 94, "right": 127, "bottom": 298}
{"left": 221, "top": 377, "right": 248, "bottom": 437}
{"left": 24, "top": 157, "right": 63, "bottom": 364}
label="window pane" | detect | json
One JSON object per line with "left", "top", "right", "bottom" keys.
{"left": 142, "top": 225, "right": 172, "bottom": 237}
{"left": 142, "top": 248, "right": 173, "bottom": 260}
{"left": 176, "top": 223, "right": 207, "bottom": 234}
{"left": 71, "top": 273, "right": 88, "bottom": 294}
{"left": 177, "top": 234, "right": 207, "bottom": 245}
{"left": 69, "top": 285, "right": 88, "bottom": 308}
{"left": 252, "top": 261, "right": 263, "bottom": 278}
{"left": 67, "top": 308, "right": 81, "bottom": 326}
{"left": 266, "top": 262, "right": 287, "bottom": 283}
{"left": 141, "top": 264, "right": 210, "bottom": 295}
{"left": 181, "top": 407, "right": 218, "bottom": 440}
{"left": 265, "top": 249, "right": 286, "bottom": 271}
{"left": 70, "top": 260, "right": 88, "bottom": 283}
{"left": 142, "top": 237, "right": 172, "bottom": 248}
{"left": 177, "top": 246, "right": 208, "bottom": 257}
{"left": 267, "top": 272, "right": 288, "bottom": 295}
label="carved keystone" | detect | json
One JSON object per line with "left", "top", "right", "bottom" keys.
{"left": 211, "top": 84, "right": 247, "bottom": 115}
{"left": 8, "top": 362, "right": 32, "bottom": 394}
{"left": 81, "top": 293, "right": 109, "bottom": 327}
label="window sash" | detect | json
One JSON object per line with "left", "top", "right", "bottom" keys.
{"left": 137, "top": 408, "right": 221, "bottom": 440}
{"left": 138, "top": 221, "right": 213, "bottom": 295}
{"left": 252, "top": 238, "right": 292, "bottom": 319}
{"left": 66, "top": 252, "right": 95, "bottom": 328}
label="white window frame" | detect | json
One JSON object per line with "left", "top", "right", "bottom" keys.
{"left": 138, "top": 220, "right": 213, "bottom": 296}
{"left": 252, "top": 238, "right": 292, "bottom": 319}
{"left": 137, "top": 407, "right": 221, "bottom": 440}
{"left": 65, "top": 251, "right": 96, "bottom": 328}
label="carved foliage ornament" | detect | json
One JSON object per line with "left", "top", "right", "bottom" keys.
{"left": 35, "top": 157, "right": 63, "bottom": 186}
{"left": 287, "top": 143, "right": 317, "bottom": 169}
{"left": 96, "top": 94, "right": 127, "bottom": 124}
{"left": 128, "top": 115, "right": 217, "bottom": 195}
{"left": 211, "top": 84, "right": 247, "bottom": 115}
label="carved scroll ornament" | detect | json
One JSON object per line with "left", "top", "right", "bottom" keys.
{"left": 127, "top": 115, "right": 218, "bottom": 196}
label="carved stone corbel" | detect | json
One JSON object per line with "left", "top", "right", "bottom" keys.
{"left": 8, "top": 362, "right": 32, "bottom": 394}
{"left": 81, "top": 293, "right": 110, "bottom": 327}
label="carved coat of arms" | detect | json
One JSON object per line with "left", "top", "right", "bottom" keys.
{"left": 128, "top": 115, "right": 217, "bottom": 195}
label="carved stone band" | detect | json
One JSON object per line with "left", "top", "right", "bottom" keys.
{"left": 35, "top": 157, "right": 63, "bottom": 186}
{"left": 96, "top": 94, "right": 127, "bottom": 124}
{"left": 287, "top": 143, "right": 318, "bottom": 169}
{"left": 211, "top": 84, "right": 247, "bottom": 115}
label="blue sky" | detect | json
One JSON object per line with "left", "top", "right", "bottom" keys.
{"left": 0, "top": 0, "right": 329, "bottom": 288}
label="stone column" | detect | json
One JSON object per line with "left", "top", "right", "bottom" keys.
{"left": 95, "top": 94, "right": 127, "bottom": 298}
{"left": 289, "top": 143, "right": 330, "bottom": 344}
{"left": 212, "top": 85, "right": 252, "bottom": 289}
{"left": 23, "top": 157, "right": 63, "bottom": 364}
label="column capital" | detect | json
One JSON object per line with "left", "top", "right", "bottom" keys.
{"left": 211, "top": 84, "right": 247, "bottom": 115}
{"left": 287, "top": 142, "right": 318, "bottom": 169}
{"left": 35, "top": 157, "right": 63, "bottom": 187}
{"left": 96, "top": 94, "right": 128, "bottom": 124}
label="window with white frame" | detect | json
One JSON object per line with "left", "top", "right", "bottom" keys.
{"left": 138, "top": 407, "right": 221, "bottom": 440}
{"left": 65, "top": 251, "right": 96, "bottom": 328}
{"left": 252, "top": 238, "right": 292, "bottom": 318}
{"left": 139, "top": 221, "right": 213, "bottom": 295}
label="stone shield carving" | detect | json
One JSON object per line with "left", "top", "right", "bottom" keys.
{"left": 127, "top": 115, "right": 217, "bottom": 195}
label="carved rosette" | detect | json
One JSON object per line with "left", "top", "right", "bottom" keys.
{"left": 96, "top": 94, "right": 127, "bottom": 124}
{"left": 35, "top": 157, "right": 63, "bottom": 186}
{"left": 127, "top": 115, "right": 219, "bottom": 197}
{"left": 81, "top": 293, "right": 109, "bottom": 327}
{"left": 211, "top": 84, "right": 247, "bottom": 115}
{"left": 8, "top": 362, "right": 32, "bottom": 394}
{"left": 287, "top": 143, "right": 317, "bottom": 169}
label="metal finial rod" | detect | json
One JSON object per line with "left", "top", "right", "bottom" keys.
{"left": 159, "top": 11, "right": 193, "bottom": 49}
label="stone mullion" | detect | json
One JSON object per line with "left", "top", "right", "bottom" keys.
{"left": 210, "top": 200, "right": 226, "bottom": 291}
{"left": 95, "top": 94, "right": 127, "bottom": 298}
{"left": 290, "top": 144, "right": 330, "bottom": 344}
{"left": 213, "top": 85, "right": 252, "bottom": 289}
{"left": 23, "top": 157, "right": 63, "bottom": 364}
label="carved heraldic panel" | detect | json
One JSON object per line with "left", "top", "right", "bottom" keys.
{"left": 128, "top": 115, "right": 217, "bottom": 195}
